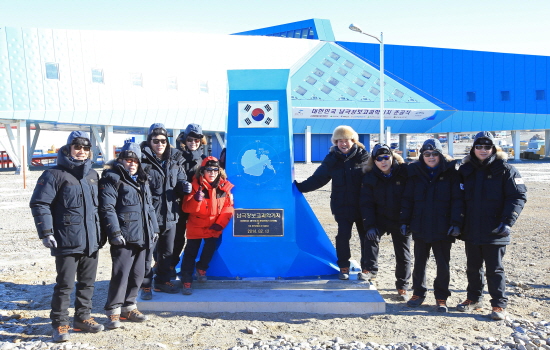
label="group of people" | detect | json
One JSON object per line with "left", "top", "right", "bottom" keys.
{"left": 30, "top": 124, "right": 234, "bottom": 342}
{"left": 295, "top": 126, "right": 527, "bottom": 320}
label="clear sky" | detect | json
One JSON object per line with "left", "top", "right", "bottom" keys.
{"left": 1, "top": 0, "right": 549, "bottom": 55}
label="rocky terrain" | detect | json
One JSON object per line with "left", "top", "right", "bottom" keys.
{"left": 0, "top": 160, "right": 549, "bottom": 350}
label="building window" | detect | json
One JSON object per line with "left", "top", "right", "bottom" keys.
{"left": 305, "top": 76, "right": 317, "bottom": 85}
{"left": 344, "top": 60, "right": 354, "bottom": 69}
{"left": 466, "top": 91, "right": 476, "bottom": 102}
{"left": 536, "top": 90, "right": 546, "bottom": 100}
{"left": 330, "top": 52, "right": 341, "bottom": 61}
{"left": 346, "top": 88, "right": 357, "bottom": 97}
{"left": 167, "top": 76, "right": 178, "bottom": 90}
{"left": 501, "top": 91, "right": 511, "bottom": 101}
{"left": 354, "top": 78, "right": 366, "bottom": 87}
{"left": 130, "top": 73, "right": 143, "bottom": 87}
{"left": 45, "top": 62, "right": 59, "bottom": 80}
{"left": 301, "top": 28, "right": 309, "bottom": 38}
{"left": 322, "top": 59, "right": 333, "bottom": 68}
{"left": 91, "top": 68, "right": 104, "bottom": 84}
{"left": 375, "top": 78, "right": 386, "bottom": 87}
{"left": 361, "top": 70, "right": 372, "bottom": 79}
{"left": 393, "top": 89, "right": 404, "bottom": 98}
{"left": 369, "top": 87, "right": 380, "bottom": 96}
{"left": 308, "top": 28, "right": 315, "bottom": 38}
{"left": 294, "top": 30, "right": 301, "bottom": 38}
{"left": 337, "top": 68, "right": 347, "bottom": 76}
{"left": 328, "top": 77, "right": 339, "bottom": 86}
{"left": 320, "top": 85, "right": 332, "bottom": 94}
{"left": 295, "top": 86, "right": 307, "bottom": 96}
{"left": 313, "top": 68, "right": 324, "bottom": 77}
{"left": 199, "top": 80, "right": 209, "bottom": 93}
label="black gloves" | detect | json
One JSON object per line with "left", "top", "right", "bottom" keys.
{"left": 400, "top": 225, "right": 411, "bottom": 237}
{"left": 491, "top": 223, "right": 511, "bottom": 237}
{"left": 110, "top": 235, "right": 126, "bottom": 246}
{"left": 366, "top": 228, "right": 380, "bottom": 241}
{"left": 209, "top": 224, "right": 223, "bottom": 231}
{"left": 447, "top": 226, "right": 461, "bottom": 237}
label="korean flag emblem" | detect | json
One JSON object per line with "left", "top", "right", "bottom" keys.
{"left": 238, "top": 101, "right": 279, "bottom": 128}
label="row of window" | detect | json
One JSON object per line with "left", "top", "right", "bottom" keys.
{"left": 467, "top": 90, "right": 547, "bottom": 102}
{"left": 264, "top": 27, "right": 315, "bottom": 39}
{"left": 44, "top": 63, "right": 209, "bottom": 91}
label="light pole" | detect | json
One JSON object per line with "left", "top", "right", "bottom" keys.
{"left": 349, "top": 24, "right": 385, "bottom": 144}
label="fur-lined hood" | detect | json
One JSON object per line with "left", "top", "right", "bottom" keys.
{"left": 362, "top": 151, "right": 405, "bottom": 173}
{"left": 462, "top": 147, "right": 508, "bottom": 165}
{"left": 329, "top": 140, "right": 366, "bottom": 154}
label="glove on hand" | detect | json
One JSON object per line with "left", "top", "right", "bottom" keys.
{"left": 447, "top": 226, "right": 461, "bottom": 237}
{"left": 182, "top": 181, "right": 192, "bottom": 194}
{"left": 110, "top": 235, "right": 126, "bottom": 246}
{"left": 209, "top": 223, "right": 223, "bottom": 231}
{"left": 400, "top": 224, "right": 411, "bottom": 237}
{"left": 153, "top": 233, "right": 159, "bottom": 243}
{"left": 42, "top": 235, "right": 57, "bottom": 249}
{"left": 366, "top": 228, "right": 379, "bottom": 241}
{"left": 491, "top": 223, "right": 511, "bottom": 237}
{"left": 193, "top": 187, "right": 205, "bottom": 201}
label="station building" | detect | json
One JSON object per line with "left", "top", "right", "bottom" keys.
{"left": 0, "top": 19, "right": 549, "bottom": 168}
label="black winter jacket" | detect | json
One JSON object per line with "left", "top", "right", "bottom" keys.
{"left": 140, "top": 142, "right": 188, "bottom": 232}
{"left": 400, "top": 155, "right": 464, "bottom": 243}
{"left": 360, "top": 153, "right": 407, "bottom": 235}
{"left": 29, "top": 146, "right": 103, "bottom": 256}
{"left": 179, "top": 148, "right": 206, "bottom": 180}
{"left": 99, "top": 161, "right": 159, "bottom": 248}
{"left": 296, "top": 143, "right": 368, "bottom": 221}
{"left": 459, "top": 151, "right": 527, "bottom": 245}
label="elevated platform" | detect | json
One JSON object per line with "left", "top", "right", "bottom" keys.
{"left": 139, "top": 275, "right": 385, "bottom": 315}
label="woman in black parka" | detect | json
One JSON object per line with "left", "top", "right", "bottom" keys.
{"left": 360, "top": 144, "right": 411, "bottom": 299}
{"left": 295, "top": 125, "right": 368, "bottom": 280}
{"left": 400, "top": 139, "right": 463, "bottom": 312}
{"left": 139, "top": 123, "right": 191, "bottom": 297}
{"left": 99, "top": 142, "right": 159, "bottom": 329}
{"left": 456, "top": 131, "right": 527, "bottom": 320}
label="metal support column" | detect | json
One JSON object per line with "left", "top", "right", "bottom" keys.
{"left": 511, "top": 130, "right": 521, "bottom": 161}
{"left": 447, "top": 132, "right": 454, "bottom": 158}
{"left": 171, "top": 129, "right": 178, "bottom": 148}
{"left": 305, "top": 126, "right": 311, "bottom": 164}
{"left": 385, "top": 127, "right": 391, "bottom": 146}
{"left": 399, "top": 134, "right": 407, "bottom": 158}
{"left": 545, "top": 130, "right": 550, "bottom": 158}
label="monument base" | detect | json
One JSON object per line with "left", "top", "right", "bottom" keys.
{"left": 140, "top": 261, "right": 385, "bottom": 315}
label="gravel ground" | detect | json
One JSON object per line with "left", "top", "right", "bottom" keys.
{"left": 0, "top": 159, "right": 549, "bottom": 350}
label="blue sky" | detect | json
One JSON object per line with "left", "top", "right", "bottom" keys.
{"left": 1, "top": 0, "right": 549, "bottom": 55}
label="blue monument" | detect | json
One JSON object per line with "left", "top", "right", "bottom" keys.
{"left": 207, "top": 69, "right": 338, "bottom": 278}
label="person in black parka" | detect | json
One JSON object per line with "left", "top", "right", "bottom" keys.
{"left": 400, "top": 139, "right": 464, "bottom": 312}
{"left": 456, "top": 131, "right": 527, "bottom": 320}
{"left": 99, "top": 142, "right": 159, "bottom": 329}
{"left": 29, "top": 131, "right": 105, "bottom": 342}
{"left": 295, "top": 125, "right": 369, "bottom": 280}
{"left": 139, "top": 123, "right": 192, "bottom": 297}
{"left": 360, "top": 144, "right": 411, "bottom": 299}
{"left": 171, "top": 124, "right": 207, "bottom": 272}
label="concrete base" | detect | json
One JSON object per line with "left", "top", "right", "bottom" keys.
{"left": 139, "top": 261, "right": 386, "bottom": 315}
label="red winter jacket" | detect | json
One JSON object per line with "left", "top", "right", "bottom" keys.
{"left": 182, "top": 175, "right": 234, "bottom": 239}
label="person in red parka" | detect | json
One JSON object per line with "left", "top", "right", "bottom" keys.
{"left": 180, "top": 156, "right": 234, "bottom": 295}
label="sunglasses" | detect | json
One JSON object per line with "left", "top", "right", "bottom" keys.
{"left": 73, "top": 145, "right": 91, "bottom": 151}
{"left": 375, "top": 155, "right": 391, "bottom": 162}
{"left": 123, "top": 158, "right": 138, "bottom": 164}
{"left": 186, "top": 137, "right": 201, "bottom": 143}
{"left": 205, "top": 167, "right": 219, "bottom": 173}
{"left": 475, "top": 145, "right": 493, "bottom": 150}
{"left": 151, "top": 138, "right": 167, "bottom": 145}
{"left": 423, "top": 151, "right": 440, "bottom": 158}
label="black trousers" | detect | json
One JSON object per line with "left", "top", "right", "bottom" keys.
{"left": 334, "top": 215, "right": 366, "bottom": 269}
{"left": 363, "top": 231, "right": 412, "bottom": 289}
{"left": 104, "top": 245, "right": 146, "bottom": 312}
{"left": 412, "top": 239, "right": 452, "bottom": 300}
{"left": 142, "top": 225, "right": 176, "bottom": 287}
{"left": 181, "top": 237, "right": 218, "bottom": 283}
{"left": 171, "top": 212, "right": 189, "bottom": 268}
{"left": 465, "top": 242, "right": 507, "bottom": 308}
{"left": 51, "top": 252, "right": 99, "bottom": 327}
